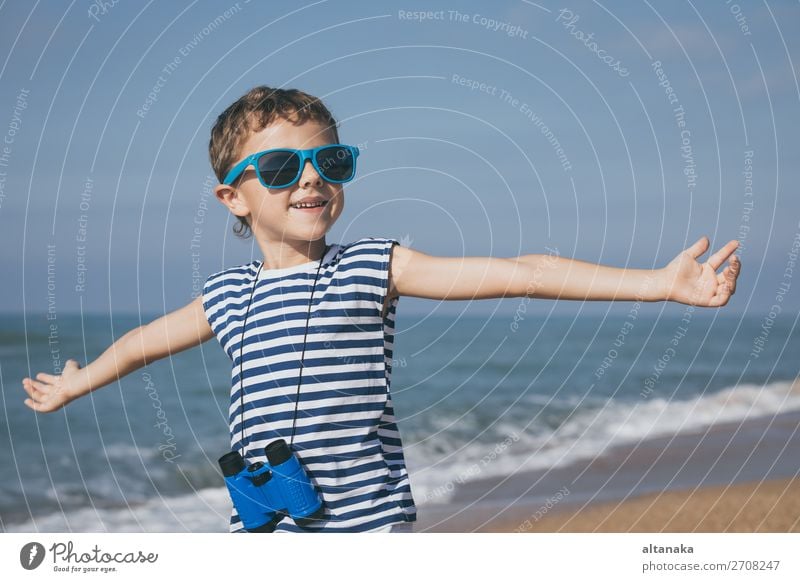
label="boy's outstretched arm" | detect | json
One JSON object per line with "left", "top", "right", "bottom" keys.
{"left": 386, "top": 236, "right": 740, "bottom": 308}
{"left": 21, "top": 296, "right": 215, "bottom": 413}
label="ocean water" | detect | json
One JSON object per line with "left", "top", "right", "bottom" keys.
{"left": 1, "top": 311, "right": 798, "bottom": 532}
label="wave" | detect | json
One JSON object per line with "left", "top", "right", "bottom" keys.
{"left": 4, "top": 487, "right": 230, "bottom": 533}
{"left": 6, "top": 378, "right": 799, "bottom": 529}
{"left": 408, "top": 377, "right": 800, "bottom": 505}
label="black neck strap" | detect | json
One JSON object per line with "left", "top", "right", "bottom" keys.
{"left": 237, "top": 244, "right": 330, "bottom": 456}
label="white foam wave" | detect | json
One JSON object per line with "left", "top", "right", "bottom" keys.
{"left": 409, "top": 377, "right": 800, "bottom": 505}
{"left": 5, "top": 487, "right": 230, "bottom": 533}
{"left": 8, "top": 378, "right": 799, "bottom": 526}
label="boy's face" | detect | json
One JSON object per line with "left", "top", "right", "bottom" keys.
{"left": 215, "top": 115, "right": 344, "bottom": 245}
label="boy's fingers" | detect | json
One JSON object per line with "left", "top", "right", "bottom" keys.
{"left": 711, "top": 282, "right": 732, "bottom": 307}
{"left": 685, "top": 236, "right": 710, "bottom": 259}
{"left": 22, "top": 380, "right": 40, "bottom": 399}
{"left": 730, "top": 254, "right": 741, "bottom": 278}
{"left": 726, "top": 264, "right": 738, "bottom": 293}
{"left": 717, "top": 266, "right": 733, "bottom": 289}
{"left": 706, "top": 240, "right": 739, "bottom": 271}
{"left": 24, "top": 378, "right": 51, "bottom": 394}
{"left": 718, "top": 257, "right": 739, "bottom": 292}
{"left": 35, "top": 372, "right": 58, "bottom": 384}
{"left": 24, "top": 398, "right": 52, "bottom": 413}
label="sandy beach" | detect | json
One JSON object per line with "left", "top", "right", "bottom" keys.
{"left": 418, "top": 410, "right": 800, "bottom": 533}
{"left": 484, "top": 477, "right": 800, "bottom": 532}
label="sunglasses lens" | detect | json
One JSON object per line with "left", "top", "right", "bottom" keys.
{"left": 315, "top": 146, "right": 355, "bottom": 182}
{"left": 257, "top": 151, "right": 301, "bottom": 187}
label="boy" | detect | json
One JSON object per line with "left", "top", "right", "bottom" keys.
{"left": 21, "top": 86, "right": 741, "bottom": 533}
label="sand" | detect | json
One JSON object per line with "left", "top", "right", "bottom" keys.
{"left": 414, "top": 409, "right": 800, "bottom": 533}
{"left": 483, "top": 477, "right": 800, "bottom": 533}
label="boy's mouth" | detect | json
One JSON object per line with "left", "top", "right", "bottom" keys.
{"left": 290, "top": 198, "right": 329, "bottom": 211}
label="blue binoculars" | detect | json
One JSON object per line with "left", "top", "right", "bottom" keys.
{"left": 218, "top": 439, "right": 325, "bottom": 532}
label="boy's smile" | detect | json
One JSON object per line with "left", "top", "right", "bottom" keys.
{"left": 214, "top": 115, "right": 345, "bottom": 269}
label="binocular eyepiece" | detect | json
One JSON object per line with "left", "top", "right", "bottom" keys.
{"left": 219, "top": 439, "right": 324, "bottom": 532}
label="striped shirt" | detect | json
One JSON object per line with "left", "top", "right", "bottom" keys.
{"left": 202, "top": 237, "right": 416, "bottom": 532}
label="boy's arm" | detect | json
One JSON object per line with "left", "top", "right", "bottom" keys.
{"left": 22, "top": 296, "right": 215, "bottom": 413}
{"left": 386, "top": 236, "right": 740, "bottom": 307}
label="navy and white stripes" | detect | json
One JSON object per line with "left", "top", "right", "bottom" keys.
{"left": 202, "top": 237, "right": 416, "bottom": 532}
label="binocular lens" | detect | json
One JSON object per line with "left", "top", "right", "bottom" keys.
{"left": 218, "top": 451, "right": 245, "bottom": 477}
{"left": 265, "top": 439, "right": 292, "bottom": 466}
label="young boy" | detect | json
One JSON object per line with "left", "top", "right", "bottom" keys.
{"left": 21, "top": 86, "right": 741, "bottom": 533}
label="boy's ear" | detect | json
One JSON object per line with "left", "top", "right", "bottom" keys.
{"left": 214, "top": 183, "right": 250, "bottom": 219}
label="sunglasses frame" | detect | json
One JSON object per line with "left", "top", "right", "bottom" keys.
{"left": 222, "top": 144, "right": 360, "bottom": 189}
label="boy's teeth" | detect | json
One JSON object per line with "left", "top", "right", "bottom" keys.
{"left": 292, "top": 201, "right": 326, "bottom": 208}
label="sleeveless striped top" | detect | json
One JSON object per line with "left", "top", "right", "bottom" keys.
{"left": 202, "top": 237, "right": 416, "bottom": 532}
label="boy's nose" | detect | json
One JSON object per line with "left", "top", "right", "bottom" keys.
{"left": 298, "top": 159, "right": 323, "bottom": 189}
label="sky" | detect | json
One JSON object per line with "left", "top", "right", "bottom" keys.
{"left": 1, "top": 0, "right": 798, "bottom": 318}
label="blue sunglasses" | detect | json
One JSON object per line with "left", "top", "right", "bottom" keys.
{"left": 223, "top": 144, "right": 360, "bottom": 189}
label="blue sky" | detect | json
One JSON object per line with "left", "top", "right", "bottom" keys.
{"left": 1, "top": 0, "right": 798, "bottom": 317}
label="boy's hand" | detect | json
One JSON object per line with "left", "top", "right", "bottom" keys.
{"left": 659, "top": 236, "right": 740, "bottom": 307}
{"left": 22, "top": 359, "right": 85, "bottom": 413}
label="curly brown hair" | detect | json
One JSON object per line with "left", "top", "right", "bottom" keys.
{"left": 209, "top": 86, "right": 340, "bottom": 238}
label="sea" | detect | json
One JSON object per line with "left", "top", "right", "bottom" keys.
{"left": 1, "top": 310, "right": 798, "bottom": 532}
